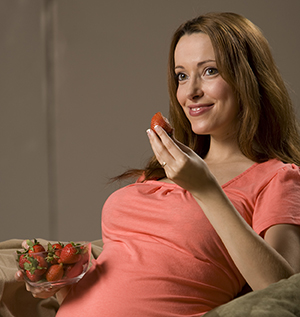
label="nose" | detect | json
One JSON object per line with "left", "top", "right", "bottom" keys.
{"left": 186, "top": 76, "right": 203, "bottom": 101}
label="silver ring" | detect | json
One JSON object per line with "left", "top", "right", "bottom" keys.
{"left": 161, "top": 162, "right": 167, "bottom": 168}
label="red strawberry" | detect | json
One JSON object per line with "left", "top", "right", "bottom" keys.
{"left": 45, "top": 263, "right": 64, "bottom": 281}
{"left": 34, "top": 255, "right": 48, "bottom": 276}
{"left": 150, "top": 112, "right": 173, "bottom": 135}
{"left": 64, "top": 245, "right": 90, "bottom": 278}
{"left": 80, "top": 245, "right": 90, "bottom": 265}
{"left": 58, "top": 243, "right": 82, "bottom": 264}
{"left": 26, "top": 269, "right": 42, "bottom": 282}
{"left": 27, "top": 239, "right": 45, "bottom": 254}
{"left": 23, "top": 255, "right": 48, "bottom": 276}
{"left": 18, "top": 254, "right": 30, "bottom": 270}
{"left": 23, "top": 255, "right": 47, "bottom": 282}
{"left": 52, "top": 243, "right": 64, "bottom": 255}
{"left": 64, "top": 263, "right": 84, "bottom": 279}
{"left": 46, "top": 242, "right": 64, "bottom": 264}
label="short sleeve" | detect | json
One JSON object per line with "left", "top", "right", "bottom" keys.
{"left": 253, "top": 164, "right": 300, "bottom": 236}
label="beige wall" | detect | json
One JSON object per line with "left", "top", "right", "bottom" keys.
{"left": 1, "top": 0, "right": 299, "bottom": 242}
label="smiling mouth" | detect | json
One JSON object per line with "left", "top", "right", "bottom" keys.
{"left": 189, "top": 104, "right": 213, "bottom": 116}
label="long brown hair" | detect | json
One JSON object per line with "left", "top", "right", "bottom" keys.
{"left": 115, "top": 12, "right": 300, "bottom": 182}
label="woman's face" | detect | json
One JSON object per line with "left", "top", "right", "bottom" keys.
{"left": 174, "top": 33, "right": 240, "bottom": 140}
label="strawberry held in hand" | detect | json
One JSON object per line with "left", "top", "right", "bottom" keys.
{"left": 151, "top": 112, "right": 173, "bottom": 136}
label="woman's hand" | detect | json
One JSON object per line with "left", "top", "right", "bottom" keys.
{"left": 15, "top": 269, "right": 70, "bottom": 304}
{"left": 147, "top": 125, "right": 216, "bottom": 197}
{"left": 15, "top": 269, "right": 60, "bottom": 299}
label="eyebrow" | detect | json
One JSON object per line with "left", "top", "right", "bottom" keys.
{"left": 174, "top": 59, "right": 216, "bottom": 70}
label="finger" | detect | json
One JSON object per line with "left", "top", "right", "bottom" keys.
{"left": 15, "top": 270, "right": 24, "bottom": 281}
{"left": 26, "top": 283, "right": 31, "bottom": 292}
{"left": 172, "top": 139, "right": 195, "bottom": 158}
{"left": 147, "top": 128, "right": 175, "bottom": 166}
{"left": 32, "top": 292, "right": 55, "bottom": 299}
{"left": 22, "top": 239, "right": 32, "bottom": 249}
{"left": 153, "top": 125, "right": 187, "bottom": 160}
{"left": 26, "top": 283, "right": 59, "bottom": 298}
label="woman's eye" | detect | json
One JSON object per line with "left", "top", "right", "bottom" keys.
{"left": 176, "top": 73, "right": 187, "bottom": 82}
{"left": 204, "top": 67, "right": 218, "bottom": 76}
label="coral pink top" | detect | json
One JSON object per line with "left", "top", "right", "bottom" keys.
{"left": 56, "top": 159, "right": 300, "bottom": 316}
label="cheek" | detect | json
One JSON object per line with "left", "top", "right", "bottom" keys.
{"left": 209, "top": 80, "right": 236, "bottom": 103}
{"left": 215, "top": 84, "right": 240, "bottom": 119}
{"left": 176, "top": 87, "right": 185, "bottom": 107}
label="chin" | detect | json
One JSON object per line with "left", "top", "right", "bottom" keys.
{"left": 190, "top": 124, "right": 208, "bottom": 136}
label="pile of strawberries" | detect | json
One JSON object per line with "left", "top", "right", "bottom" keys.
{"left": 16, "top": 239, "right": 90, "bottom": 283}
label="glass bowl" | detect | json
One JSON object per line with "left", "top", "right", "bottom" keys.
{"left": 15, "top": 240, "right": 91, "bottom": 291}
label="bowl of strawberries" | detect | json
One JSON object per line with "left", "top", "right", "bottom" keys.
{"left": 15, "top": 239, "right": 91, "bottom": 290}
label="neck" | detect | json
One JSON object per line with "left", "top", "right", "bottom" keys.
{"left": 204, "top": 136, "right": 246, "bottom": 164}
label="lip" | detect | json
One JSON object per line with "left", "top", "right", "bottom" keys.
{"left": 187, "top": 104, "right": 214, "bottom": 117}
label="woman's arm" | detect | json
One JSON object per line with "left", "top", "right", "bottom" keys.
{"left": 147, "top": 126, "right": 300, "bottom": 290}
{"left": 193, "top": 186, "right": 297, "bottom": 290}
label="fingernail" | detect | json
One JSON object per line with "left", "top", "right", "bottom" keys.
{"left": 146, "top": 129, "right": 152, "bottom": 137}
{"left": 15, "top": 270, "right": 22, "bottom": 279}
{"left": 154, "top": 125, "right": 162, "bottom": 132}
